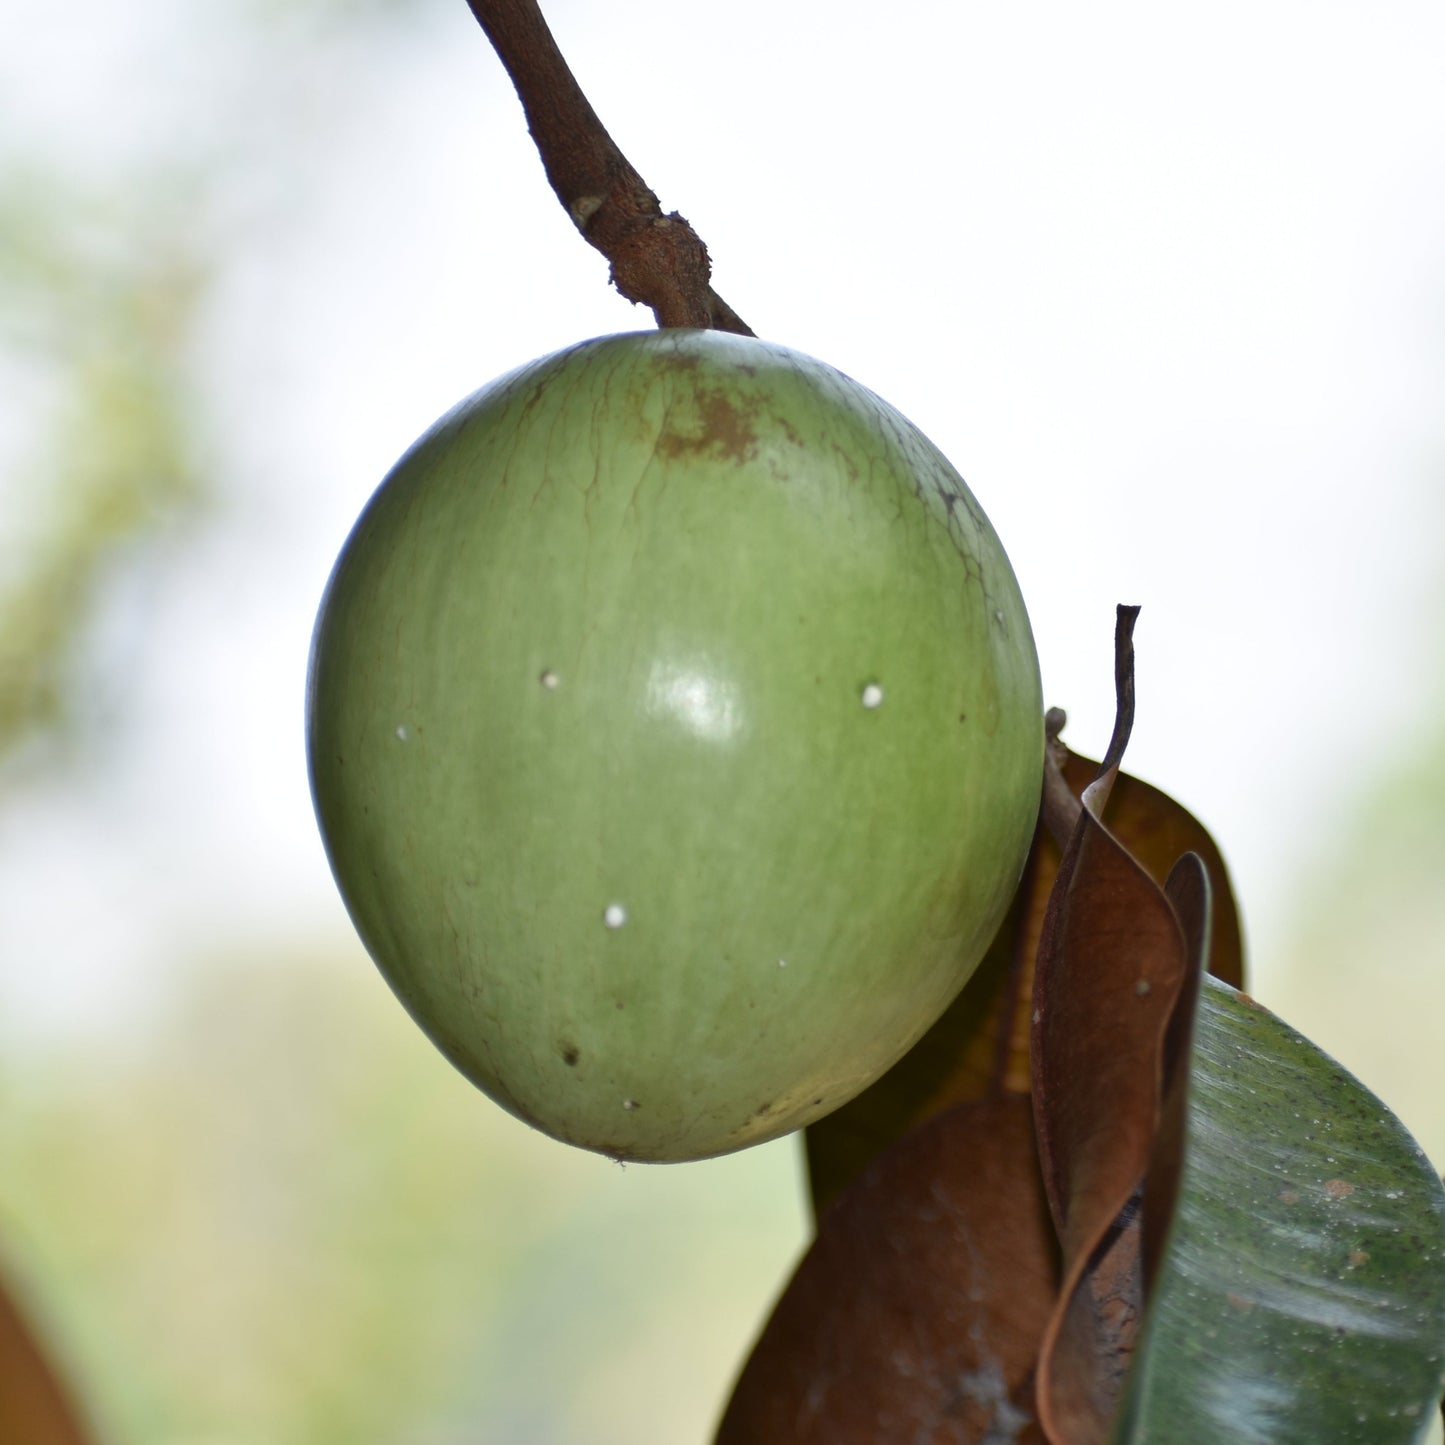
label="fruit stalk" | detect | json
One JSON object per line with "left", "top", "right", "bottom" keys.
{"left": 464, "top": 0, "right": 752, "bottom": 334}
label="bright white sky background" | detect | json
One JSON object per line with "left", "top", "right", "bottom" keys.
{"left": 2, "top": 0, "right": 1444, "bottom": 1234}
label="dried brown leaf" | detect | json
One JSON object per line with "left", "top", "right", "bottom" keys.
{"left": 1139, "top": 854, "right": 1211, "bottom": 1293}
{"left": 1028, "top": 778, "right": 1189, "bottom": 1441}
{"left": 1029, "top": 611, "right": 1209, "bottom": 1443}
{"left": 717, "top": 1095, "right": 1057, "bottom": 1445}
{"left": 775, "top": 610, "right": 1231, "bottom": 1444}
{"left": 806, "top": 751, "right": 1243, "bottom": 1220}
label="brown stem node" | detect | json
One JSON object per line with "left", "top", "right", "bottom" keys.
{"left": 466, "top": 0, "right": 752, "bottom": 335}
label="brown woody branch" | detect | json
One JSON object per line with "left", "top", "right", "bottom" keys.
{"left": 465, "top": 0, "right": 752, "bottom": 335}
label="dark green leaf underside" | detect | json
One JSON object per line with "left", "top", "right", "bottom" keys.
{"left": 1117, "top": 975, "right": 1445, "bottom": 1443}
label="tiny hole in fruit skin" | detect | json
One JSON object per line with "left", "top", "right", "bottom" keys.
{"left": 560, "top": 1044, "right": 580, "bottom": 1066}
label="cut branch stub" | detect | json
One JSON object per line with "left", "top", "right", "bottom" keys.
{"left": 466, "top": 0, "right": 751, "bottom": 334}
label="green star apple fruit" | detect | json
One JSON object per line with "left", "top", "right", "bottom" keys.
{"left": 307, "top": 328, "right": 1042, "bottom": 1162}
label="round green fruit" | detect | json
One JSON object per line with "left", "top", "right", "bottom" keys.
{"left": 307, "top": 329, "right": 1042, "bottom": 1162}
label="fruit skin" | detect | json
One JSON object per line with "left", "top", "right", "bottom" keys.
{"left": 307, "top": 328, "right": 1042, "bottom": 1162}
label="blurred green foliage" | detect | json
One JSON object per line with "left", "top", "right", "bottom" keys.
{"left": 0, "top": 0, "right": 443, "bottom": 770}
{"left": 0, "top": 948, "right": 803, "bottom": 1444}
{"left": 1278, "top": 684, "right": 1445, "bottom": 1172}
{"left": 0, "top": 176, "right": 207, "bottom": 765}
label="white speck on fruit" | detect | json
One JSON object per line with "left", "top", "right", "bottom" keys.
{"left": 622, "top": 1098, "right": 638, "bottom": 1111}
{"left": 994, "top": 609, "right": 1005, "bottom": 624}
{"left": 1032, "top": 1009, "right": 1041, "bottom": 1024}
{"left": 861, "top": 684, "right": 884, "bottom": 709}
{"left": 777, "top": 958, "right": 788, "bottom": 968}
{"left": 395, "top": 725, "right": 409, "bottom": 741}
{"left": 604, "top": 903, "right": 627, "bottom": 930}
{"left": 540, "top": 669, "right": 559, "bottom": 690}
{"left": 1136, "top": 979, "right": 1151, "bottom": 996}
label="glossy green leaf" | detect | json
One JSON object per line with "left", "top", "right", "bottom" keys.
{"left": 1117, "top": 974, "right": 1445, "bottom": 1443}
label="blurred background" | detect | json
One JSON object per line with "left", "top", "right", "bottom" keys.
{"left": 1, "top": 0, "right": 1443, "bottom": 1439}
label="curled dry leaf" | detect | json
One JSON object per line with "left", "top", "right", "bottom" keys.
{"left": 1139, "top": 855, "right": 1212, "bottom": 1291}
{"left": 1028, "top": 608, "right": 1211, "bottom": 1443}
{"left": 716, "top": 1095, "right": 1057, "bottom": 1444}
{"left": 1026, "top": 847, "right": 1213, "bottom": 1442}
{"left": 1028, "top": 799, "right": 1196, "bottom": 1431}
{"left": 737, "top": 609, "right": 1239, "bottom": 1444}
{"left": 806, "top": 743, "right": 1242, "bottom": 1221}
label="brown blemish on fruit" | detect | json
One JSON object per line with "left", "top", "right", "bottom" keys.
{"left": 1324, "top": 1178, "right": 1355, "bottom": 1200}
{"left": 1278, "top": 1188, "right": 1301, "bottom": 1205}
{"left": 560, "top": 1044, "right": 580, "bottom": 1066}
{"left": 1348, "top": 1249, "right": 1370, "bottom": 1269}
{"left": 655, "top": 388, "right": 759, "bottom": 464}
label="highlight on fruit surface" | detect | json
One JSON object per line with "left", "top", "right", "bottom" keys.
{"left": 306, "top": 328, "right": 1043, "bottom": 1162}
